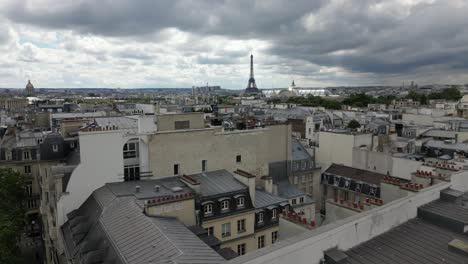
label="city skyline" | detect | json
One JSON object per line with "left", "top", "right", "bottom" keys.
{"left": 1, "top": 0, "right": 468, "bottom": 89}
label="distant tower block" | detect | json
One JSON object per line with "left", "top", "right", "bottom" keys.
{"left": 244, "top": 54, "right": 260, "bottom": 95}
{"left": 25, "top": 80, "right": 34, "bottom": 96}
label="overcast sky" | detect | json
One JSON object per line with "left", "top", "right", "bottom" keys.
{"left": 1, "top": 0, "right": 468, "bottom": 89}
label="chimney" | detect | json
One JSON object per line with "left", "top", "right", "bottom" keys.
{"left": 233, "top": 170, "right": 256, "bottom": 207}
{"left": 179, "top": 174, "right": 200, "bottom": 194}
{"left": 263, "top": 176, "right": 275, "bottom": 194}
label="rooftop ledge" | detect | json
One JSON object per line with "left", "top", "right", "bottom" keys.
{"left": 229, "top": 181, "right": 453, "bottom": 264}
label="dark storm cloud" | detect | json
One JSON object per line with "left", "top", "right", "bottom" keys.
{"left": 3, "top": 0, "right": 468, "bottom": 79}
{"left": 3, "top": 0, "right": 323, "bottom": 37}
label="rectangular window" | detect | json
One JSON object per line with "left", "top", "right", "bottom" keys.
{"left": 5, "top": 151, "right": 12, "bottom": 160}
{"left": 204, "top": 204, "right": 213, "bottom": 215}
{"left": 236, "top": 155, "right": 242, "bottom": 163}
{"left": 202, "top": 160, "right": 207, "bottom": 172}
{"left": 291, "top": 198, "right": 297, "bottom": 205}
{"left": 52, "top": 144, "right": 59, "bottom": 152}
{"left": 24, "top": 165, "right": 31, "bottom": 174}
{"left": 124, "top": 165, "right": 140, "bottom": 181}
{"left": 237, "top": 243, "right": 246, "bottom": 256}
{"left": 174, "top": 164, "right": 179, "bottom": 175}
{"left": 221, "top": 223, "right": 231, "bottom": 237}
{"left": 237, "top": 197, "right": 245, "bottom": 208}
{"left": 299, "top": 197, "right": 304, "bottom": 203}
{"left": 272, "top": 209, "right": 277, "bottom": 219}
{"left": 221, "top": 200, "right": 230, "bottom": 211}
{"left": 174, "top": 120, "right": 190, "bottom": 130}
{"left": 237, "top": 219, "right": 246, "bottom": 233}
{"left": 293, "top": 176, "right": 298, "bottom": 184}
{"left": 26, "top": 182, "right": 33, "bottom": 196}
{"left": 258, "top": 212, "right": 264, "bottom": 224}
{"left": 258, "top": 235, "right": 265, "bottom": 249}
{"left": 301, "top": 175, "right": 306, "bottom": 183}
{"left": 272, "top": 231, "right": 278, "bottom": 244}
{"left": 23, "top": 151, "right": 31, "bottom": 160}
{"left": 301, "top": 161, "right": 307, "bottom": 170}
{"left": 206, "top": 226, "right": 214, "bottom": 236}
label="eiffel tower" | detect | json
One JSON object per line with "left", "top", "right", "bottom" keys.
{"left": 244, "top": 54, "right": 260, "bottom": 94}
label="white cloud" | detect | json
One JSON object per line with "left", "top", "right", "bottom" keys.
{"left": 0, "top": 0, "right": 467, "bottom": 88}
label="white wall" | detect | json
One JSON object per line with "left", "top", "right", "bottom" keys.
{"left": 450, "top": 170, "right": 468, "bottom": 192}
{"left": 57, "top": 130, "right": 126, "bottom": 226}
{"left": 391, "top": 157, "right": 421, "bottom": 180}
{"left": 352, "top": 149, "right": 392, "bottom": 175}
{"left": 317, "top": 132, "right": 372, "bottom": 170}
{"left": 402, "top": 113, "right": 434, "bottom": 126}
{"left": 229, "top": 181, "right": 452, "bottom": 264}
{"left": 352, "top": 150, "right": 421, "bottom": 180}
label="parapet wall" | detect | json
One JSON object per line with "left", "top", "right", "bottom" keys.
{"left": 230, "top": 181, "right": 452, "bottom": 264}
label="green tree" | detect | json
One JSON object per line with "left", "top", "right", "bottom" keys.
{"left": 0, "top": 168, "right": 26, "bottom": 264}
{"left": 342, "top": 93, "right": 375, "bottom": 107}
{"left": 406, "top": 90, "right": 421, "bottom": 102}
{"left": 347, "top": 119, "right": 361, "bottom": 130}
{"left": 285, "top": 95, "right": 343, "bottom": 109}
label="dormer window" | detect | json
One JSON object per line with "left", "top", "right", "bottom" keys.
{"left": 272, "top": 209, "right": 277, "bottom": 219}
{"left": 258, "top": 212, "right": 264, "bottom": 224}
{"left": 299, "top": 197, "right": 304, "bottom": 203}
{"left": 237, "top": 197, "right": 245, "bottom": 208}
{"left": 221, "top": 200, "right": 230, "bottom": 211}
{"left": 52, "top": 144, "right": 58, "bottom": 152}
{"left": 204, "top": 203, "right": 213, "bottom": 216}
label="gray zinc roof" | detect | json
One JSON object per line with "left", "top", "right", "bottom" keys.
{"left": 292, "top": 139, "right": 312, "bottom": 161}
{"left": 62, "top": 183, "right": 224, "bottom": 264}
{"left": 425, "top": 140, "right": 468, "bottom": 152}
{"left": 276, "top": 180, "right": 307, "bottom": 200}
{"left": 190, "top": 170, "right": 247, "bottom": 197}
{"left": 255, "top": 189, "right": 288, "bottom": 208}
{"left": 421, "top": 129, "right": 456, "bottom": 139}
{"left": 344, "top": 218, "right": 468, "bottom": 264}
{"left": 325, "top": 164, "right": 386, "bottom": 186}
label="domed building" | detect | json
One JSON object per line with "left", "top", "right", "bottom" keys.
{"left": 263, "top": 81, "right": 331, "bottom": 99}
{"left": 25, "top": 80, "right": 34, "bottom": 96}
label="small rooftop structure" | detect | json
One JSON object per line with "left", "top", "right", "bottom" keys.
{"left": 62, "top": 181, "right": 224, "bottom": 264}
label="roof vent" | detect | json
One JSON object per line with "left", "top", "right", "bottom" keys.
{"left": 448, "top": 239, "right": 468, "bottom": 257}
{"left": 171, "top": 186, "right": 183, "bottom": 192}
{"left": 154, "top": 185, "right": 160, "bottom": 193}
{"left": 135, "top": 185, "right": 141, "bottom": 193}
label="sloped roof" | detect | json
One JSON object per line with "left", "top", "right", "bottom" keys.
{"left": 421, "top": 129, "right": 456, "bottom": 139}
{"left": 344, "top": 218, "right": 468, "bottom": 264}
{"left": 324, "top": 164, "right": 386, "bottom": 185}
{"left": 292, "top": 139, "right": 312, "bottom": 161}
{"left": 190, "top": 170, "right": 247, "bottom": 197}
{"left": 62, "top": 183, "right": 224, "bottom": 264}
{"left": 255, "top": 189, "right": 288, "bottom": 208}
